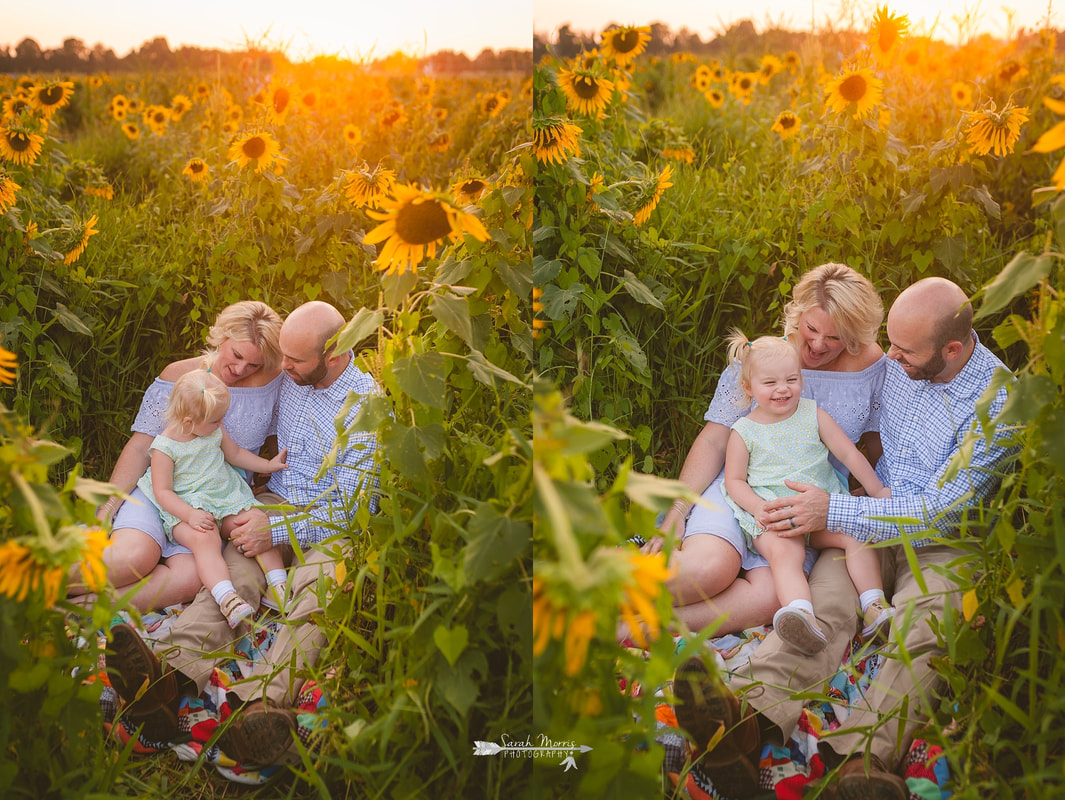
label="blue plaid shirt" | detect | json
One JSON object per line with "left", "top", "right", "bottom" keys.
{"left": 827, "top": 333, "right": 1017, "bottom": 545}
{"left": 266, "top": 354, "right": 381, "bottom": 547}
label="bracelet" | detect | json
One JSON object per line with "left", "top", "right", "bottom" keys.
{"left": 670, "top": 498, "right": 693, "bottom": 519}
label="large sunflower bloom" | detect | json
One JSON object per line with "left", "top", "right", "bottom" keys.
{"left": 228, "top": 131, "right": 282, "bottom": 173}
{"left": 868, "top": 6, "right": 909, "bottom": 61}
{"left": 825, "top": 67, "right": 884, "bottom": 118}
{"left": 557, "top": 68, "right": 615, "bottom": 117}
{"left": 772, "top": 110, "right": 802, "bottom": 140}
{"left": 0, "top": 126, "right": 44, "bottom": 166}
{"left": 618, "top": 552, "right": 671, "bottom": 649}
{"left": 0, "top": 343, "right": 16, "bottom": 384}
{"left": 1036, "top": 97, "right": 1065, "bottom": 188}
{"left": 634, "top": 164, "right": 673, "bottom": 226}
{"left": 29, "top": 79, "right": 75, "bottom": 117}
{"left": 0, "top": 169, "right": 19, "bottom": 213}
{"left": 344, "top": 164, "right": 396, "bottom": 208}
{"left": 532, "top": 117, "right": 582, "bottom": 166}
{"left": 601, "top": 25, "right": 652, "bottom": 65}
{"left": 0, "top": 540, "right": 64, "bottom": 606}
{"left": 182, "top": 158, "right": 209, "bottom": 182}
{"left": 79, "top": 527, "right": 110, "bottom": 593}
{"left": 965, "top": 102, "right": 1029, "bottom": 157}
{"left": 64, "top": 214, "right": 99, "bottom": 265}
{"left": 362, "top": 184, "right": 489, "bottom": 276}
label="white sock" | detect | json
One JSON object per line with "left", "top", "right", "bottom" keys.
{"left": 859, "top": 589, "right": 886, "bottom": 613}
{"left": 265, "top": 569, "right": 287, "bottom": 587}
{"left": 787, "top": 598, "right": 814, "bottom": 615}
{"left": 210, "top": 580, "right": 236, "bottom": 605}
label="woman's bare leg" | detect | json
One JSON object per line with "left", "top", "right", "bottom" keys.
{"left": 673, "top": 566, "right": 780, "bottom": 635}
{"left": 664, "top": 534, "right": 743, "bottom": 605}
{"left": 111, "top": 553, "right": 202, "bottom": 612}
{"left": 67, "top": 526, "right": 162, "bottom": 596}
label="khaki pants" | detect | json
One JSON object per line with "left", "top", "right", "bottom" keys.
{"left": 159, "top": 531, "right": 350, "bottom": 708}
{"left": 730, "top": 544, "right": 962, "bottom": 768}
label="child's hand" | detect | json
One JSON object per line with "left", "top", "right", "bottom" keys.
{"left": 267, "top": 447, "right": 289, "bottom": 472}
{"left": 753, "top": 502, "right": 772, "bottom": 531}
{"left": 188, "top": 509, "right": 216, "bottom": 532}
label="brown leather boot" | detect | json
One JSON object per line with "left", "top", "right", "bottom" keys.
{"left": 106, "top": 622, "right": 182, "bottom": 742}
{"left": 218, "top": 699, "right": 298, "bottom": 765}
{"left": 830, "top": 754, "right": 908, "bottom": 800}
{"left": 673, "top": 656, "right": 762, "bottom": 797}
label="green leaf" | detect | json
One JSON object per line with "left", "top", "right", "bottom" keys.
{"left": 433, "top": 624, "right": 469, "bottom": 667}
{"left": 532, "top": 254, "right": 562, "bottom": 284}
{"left": 541, "top": 283, "right": 583, "bottom": 319}
{"left": 429, "top": 292, "right": 474, "bottom": 347}
{"left": 332, "top": 307, "right": 383, "bottom": 353}
{"left": 392, "top": 351, "right": 447, "bottom": 408}
{"left": 381, "top": 270, "right": 419, "bottom": 309}
{"left": 620, "top": 270, "right": 665, "bottom": 310}
{"left": 381, "top": 421, "right": 445, "bottom": 480}
{"left": 465, "top": 349, "right": 526, "bottom": 387}
{"left": 933, "top": 235, "right": 966, "bottom": 270}
{"left": 614, "top": 333, "right": 648, "bottom": 373}
{"left": 901, "top": 191, "right": 926, "bottom": 217}
{"left": 974, "top": 252, "right": 1054, "bottom": 322}
{"left": 51, "top": 303, "right": 93, "bottom": 336}
{"left": 463, "top": 504, "right": 531, "bottom": 583}
{"left": 434, "top": 658, "right": 479, "bottom": 716}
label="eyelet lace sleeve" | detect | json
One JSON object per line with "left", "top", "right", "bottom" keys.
{"left": 703, "top": 362, "right": 750, "bottom": 427}
{"left": 131, "top": 378, "right": 172, "bottom": 438}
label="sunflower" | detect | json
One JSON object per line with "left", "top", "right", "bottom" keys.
{"left": 194, "top": 82, "right": 210, "bottom": 101}
{"left": 429, "top": 131, "right": 451, "bottom": 152}
{"left": 729, "top": 71, "right": 758, "bottom": 103}
{"left": 618, "top": 552, "right": 671, "bottom": 649}
{"left": 772, "top": 110, "right": 802, "bottom": 140}
{"left": 759, "top": 54, "right": 783, "bottom": 84}
{"left": 127, "top": 99, "right": 142, "bottom": 115}
{"left": 228, "top": 131, "right": 282, "bottom": 172}
{"left": 380, "top": 105, "right": 407, "bottom": 129}
{"left": 531, "top": 117, "right": 582, "bottom": 165}
{"left": 633, "top": 164, "right": 673, "bottom": 226}
{"left": 265, "top": 85, "right": 292, "bottom": 124}
{"left": 557, "top": 68, "right": 615, "bottom": 117}
{"left": 2, "top": 94, "right": 32, "bottom": 119}
{"left": 965, "top": 102, "right": 1029, "bottom": 157}
{"left": 951, "top": 82, "right": 973, "bottom": 108}
{"left": 221, "top": 121, "right": 237, "bottom": 136}
{"left": 452, "top": 177, "right": 489, "bottom": 203}
{"left": 783, "top": 51, "right": 801, "bottom": 72}
{"left": 342, "top": 123, "right": 362, "bottom": 150}
{"left": 63, "top": 214, "right": 99, "bottom": 265}
{"left": 362, "top": 184, "right": 489, "bottom": 276}
{"left": 997, "top": 60, "right": 1028, "bottom": 85}
{"left": 343, "top": 163, "right": 396, "bottom": 208}
{"left": 170, "top": 93, "right": 192, "bottom": 120}
{"left": 601, "top": 25, "right": 652, "bottom": 64}
{"left": 88, "top": 75, "right": 104, "bottom": 89}
{"left": 0, "top": 343, "right": 16, "bottom": 384}
{"left": 182, "top": 158, "right": 209, "bottom": 182}
{"left": 691, "top": 65, "right": 713, "bottom": 92}
{"left": 0, "top": 169, "right": 19, "bottom": 213}
{"left": 825, "top": 67, "right": 884, "bottom": 118}
{"left": 661, "top": 146, "right": 695, "bottom": 163}
{"left": 84, "top": 184, "right": 114, "bottom": 200}
{"left": 227, "top": 104, "right": 244, "bottom": 123}
{"left": 111, "top": 93, "right": 128, "bottom": 109}
{"left": 0, "top": 126, "right": 44, "bottom": 166}
{"left": 121, "top": 122, "right": 139, "bottom": 140}
{"left": 705, "top": 88, "right": 725, "bottom": 108}
{"left": 298, "top": 89, "right": 317, "bottom": 110}
{"left": 432, "top": 107, "right": 448, "bottom": 122}
{"left": 868, "top": 6, "right": 909, "bottom": 61}
{"left": 144, "top": 105, "right": 171, "bottom": 134}
{"left": 480, "top": 92, "right": 507, "bottom": 118}
{"left": 109, "top": 104, "right": 127, "bottom": 121}
{"left": 30, "top": 80, "right": 75, "bottom": 117}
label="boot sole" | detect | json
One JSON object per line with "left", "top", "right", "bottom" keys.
{"left": 774, "top": 608, "right": 828, "bottom": 655}
{"left": 219, "top": 705, "right": 297, "bottom": 764}
{"left": 107, "top": 623, "right": 169, "bottom": 712}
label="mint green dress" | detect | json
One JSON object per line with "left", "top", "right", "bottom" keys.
{"left": 722, "top": 398, "right": 849, "bottom": 548}
{"left": 136, "top": 428, "right": 259, "bottom": 543}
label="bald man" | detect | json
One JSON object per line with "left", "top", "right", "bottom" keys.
{"left": 672, "top": 278, "right": 1019, "bottom": 798}
{"left": 105, "top": 300, "right": 382, "bottom": 767}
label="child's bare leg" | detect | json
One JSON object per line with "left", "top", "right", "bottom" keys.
{"left": 810, "top": 530, "right": 882, "bottom": 594}
{"left": 172, "top": 521, "right": 229, "bottom": 588}
{"left": 754, "top": 532, "right": 810, "bottom": 606}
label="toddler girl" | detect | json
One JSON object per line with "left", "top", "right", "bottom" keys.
{"left": 721, "top": 332, "right": 894, "bottom": 655}
{"left": 137, "top": 368, "right": 289, "bottom": 628}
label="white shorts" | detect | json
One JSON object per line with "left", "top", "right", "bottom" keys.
{"left": 685, "top": 472, "right": 817, "bottom": 574}
{"left": 110, "top": 487, "right": 193, "bottom": 559}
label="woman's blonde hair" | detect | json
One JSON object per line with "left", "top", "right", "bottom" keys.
{"left": 782, "top": 263, "right": 883, "bottom": 354}
{"left": 204, "top": 300, "right": 283, "bottom": 372}
{"left": 725, "top": 328, "right": 802, "bottom": 405}
{"left": 166, "top": 369, "right": 230, "bottom": 431}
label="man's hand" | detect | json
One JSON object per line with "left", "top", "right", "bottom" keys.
{"left": 228, "top": 507, "right": 272, "bottom": 557}
{"left": 761, "top": 480, "right": 830, "bottom": 538}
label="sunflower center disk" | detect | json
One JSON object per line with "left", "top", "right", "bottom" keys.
{"left": 41, "top": 86, "right": 63, "bottom": 105}
{"left": 575, "top": 77, "right": 601, "bottom": 100}
{"left": 395, "top": 199, "right": 452, "bottom": 245}
{"left": 840, "top": 75, "right": 868, "bottom": 102}
{"left": 273, "top": 90, "right": 290, "bottom": 113}
{"left": 243, "top": 137, "right": 267, "bottom": 158}
{"left": 616, "top": 30, "right": 640, "bottom": 53}
{"left": 9, "top": 134, "right": 29, "bottom": 152}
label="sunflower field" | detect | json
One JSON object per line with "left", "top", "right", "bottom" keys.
{"left": 533, "top": 12, "right": 1065, "bottom": 800}
{"left": 1, "top": 52, "right": 531, "bottom": 797}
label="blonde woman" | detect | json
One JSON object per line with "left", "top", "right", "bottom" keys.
{"left": 638, "top": 264, "right": 887, "bottom": 638}
{"left": 69, "top": 301, "right": 283, "bottom": 611}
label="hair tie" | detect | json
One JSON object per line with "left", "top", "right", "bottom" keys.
{"left": 205, "top": 366, "right": 211, "bottom": 373}
{"left": 744, "top": 341, "right": 752, "bottom": 347}
{"left": 201, "top": 387, "right": 206, "bottom": 393}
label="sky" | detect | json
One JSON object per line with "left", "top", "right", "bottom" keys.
{"left": 6, "top": 0, "right": 532, "bottom": 60}
{"left": 534, "top": 0, "right": 1062, "bottom": 43}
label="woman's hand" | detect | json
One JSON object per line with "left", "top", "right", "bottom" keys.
{"left": 96, "top": 496, "right": 123, "bottom": 524}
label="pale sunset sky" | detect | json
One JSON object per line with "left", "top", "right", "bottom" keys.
{"left": 5, "top": 0, "right": 533, "bottom": 59}
{"left": 535, "top": 0, "right": 1061, "bottom": 43}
